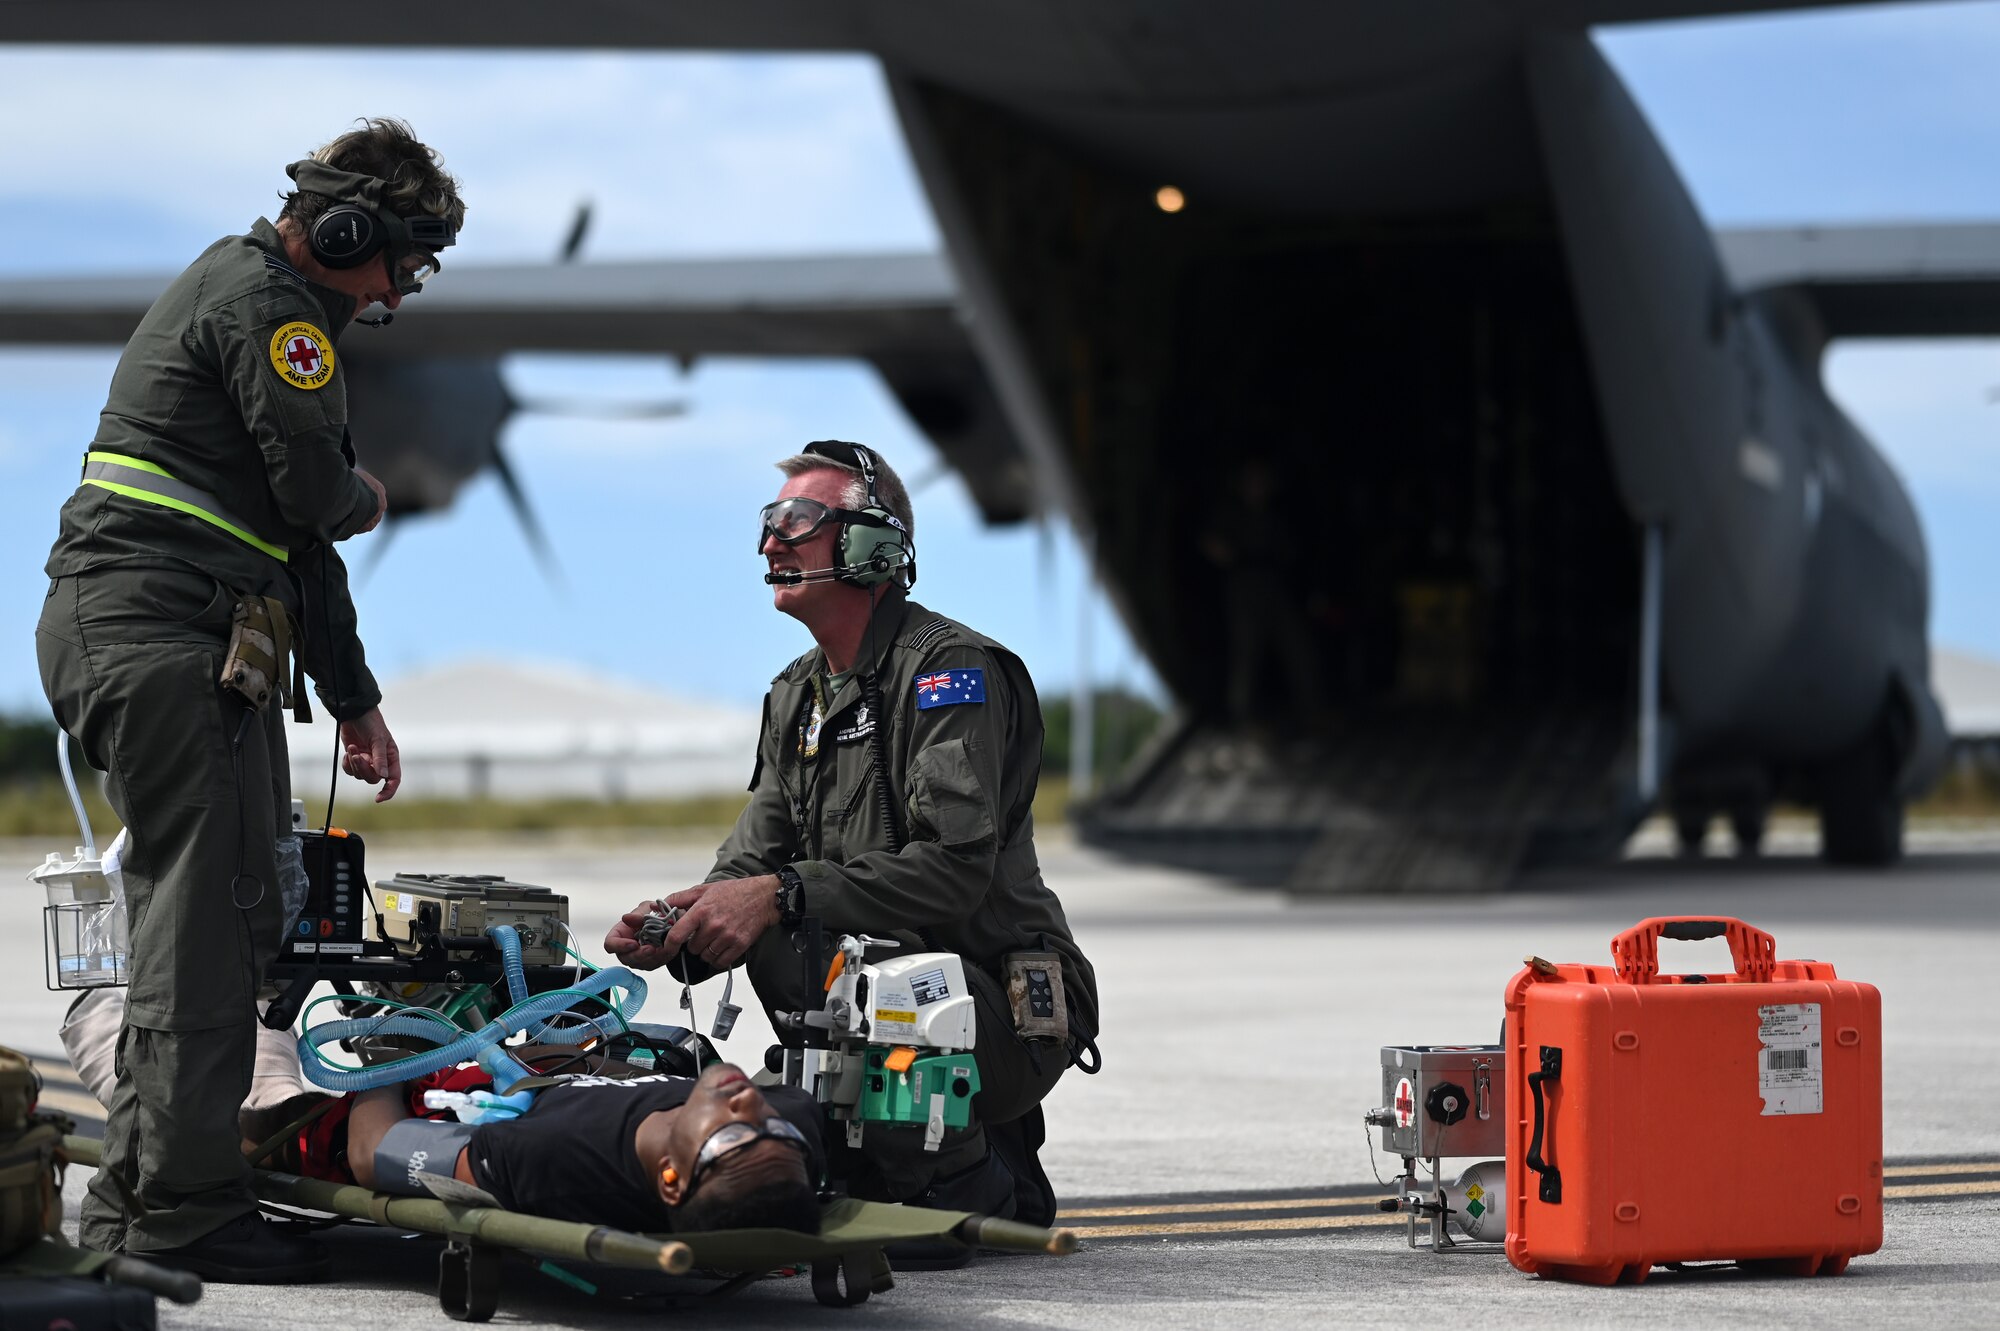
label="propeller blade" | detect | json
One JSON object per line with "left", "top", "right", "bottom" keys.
{"left": 559, "top": 200, "right": 593, "bottom": 264}
{"left": 508, "top": 396, "right": 689, "bottom": 421}
{"left": 354, "top": 517, "right": 398, "bottom": 589}
{"left": 489, "top": 443, "right": 565, "bottom": 588}
{"left": 1038, "top": 513, "right": 1057, "bottom": 599}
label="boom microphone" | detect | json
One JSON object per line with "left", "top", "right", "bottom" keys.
{"left": 764, "top": 552, "right": 904, "bottom": 587}
{"left": 763, "top": 566, "right": 844, "bottom": 586}
{"left": 355, "top": 312, "right": 395, "bottom": 328}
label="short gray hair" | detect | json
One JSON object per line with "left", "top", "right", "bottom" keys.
{"left": 775, "top": 446, "right": 915, "bottom": 543}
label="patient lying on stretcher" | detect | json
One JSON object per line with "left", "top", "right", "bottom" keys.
{"left": 346, "top": 1059, "right": 825, "bottom": 1234}
{"left": 62, "top": 990, "right": 824, "bottom": 1236}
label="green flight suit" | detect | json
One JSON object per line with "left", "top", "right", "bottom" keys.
{"left": 705, "top": 587, "right": 1100, "bottom": 1200}
{"left": 36, "top": 219, "right": 382, "bottom": 1254}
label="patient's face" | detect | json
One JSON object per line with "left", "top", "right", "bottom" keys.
{"left": 660, "top": 1063, "right": 807, "bottom": 1204}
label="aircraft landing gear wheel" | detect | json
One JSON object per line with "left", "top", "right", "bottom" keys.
{"left": 1729, "top": 802, "right": 1767, "bottom": 858}
{"left": 1818, "top": 723, "right": 1904, "bottom": 867}
{"left": 1673, "top": 807, "right": 1710, "bottom": 859}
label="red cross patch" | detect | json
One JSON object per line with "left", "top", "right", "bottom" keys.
{"left": 268, "top": 320, "right": 335, "bottom": 390}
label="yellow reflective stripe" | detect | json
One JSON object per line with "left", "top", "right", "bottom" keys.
{"left": 81, "top": 479, "right": 290, "bottom": 563}
{"left": 84, "top": 450, "right": 174, "bottom": 480}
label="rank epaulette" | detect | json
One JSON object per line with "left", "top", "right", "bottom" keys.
{"left": 905, "top": 619, "right": 957, "bottom": 656}
{"left": 262, "top": 254, "right": 308, "bottom": 288}
{"left": 774, "top": 650, "right": 816, "bottom": 684}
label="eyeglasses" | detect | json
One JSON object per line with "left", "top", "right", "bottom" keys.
{"left": 683, "top": 1116, "right": 812, "bottom": 1199}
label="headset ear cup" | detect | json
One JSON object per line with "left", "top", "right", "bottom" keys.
{"left": 309, "top": 204, "right": 384, "bottom": 270}
{"left": 839, "top": 510, "right": 906, "bottom": 588}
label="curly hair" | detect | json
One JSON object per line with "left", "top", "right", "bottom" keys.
{"left": 280, "top": 117, "right": 465, "bottom": 232}
{"left": 673, "top": 1167, "right": 823, "bottom": 1236}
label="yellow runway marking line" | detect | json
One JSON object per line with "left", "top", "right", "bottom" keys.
{"left": 1066, "top": 1178, "right": 2000, "bottom": 1237}
{"left": 1079, "top": 1185, "right": 1993, "bottom": 1242}
{"left": 1076, "top": 1213, "right": 1403, "bottom": 1240}
{"left": 1883, "top": 1180, "right": 2000, "bottom": 1200}
{"left": 1882, "top": 1161, "right": 2000, "bottom": 1179}
{"left": 35, "top": 1088, "right": 104, "bottom": 1120}
{"left": 1062, "top": 1196, "right": 1380, "bottom": 1220}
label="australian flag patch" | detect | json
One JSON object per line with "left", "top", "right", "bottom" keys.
{"left": 914, "top": 668, "right": 985, "bottom": 710}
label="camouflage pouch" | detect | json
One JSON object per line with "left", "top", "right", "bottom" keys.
{"left": 0, "top": 1047, "right": 73, "bottom": 1260}
{"left": 220, "top": 594, "right": 311, "bottom": 722}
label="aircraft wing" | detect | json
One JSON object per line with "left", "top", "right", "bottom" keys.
{"left": 0, "top": 252, "right": 960, "bottom": 358}
{"left": 0, "top": 1, "right": 1931, "bottom": 46}
{"left": 1718, "top": 222, "right": 2000, "bottom": 339}
{"left": 0, "top": 251, "right": 1041, "bottom": 524}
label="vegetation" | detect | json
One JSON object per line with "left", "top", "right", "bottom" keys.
{"left": 1909, "top": 757, "right": 2000, "bottom": 817}
{"left": 0, "top": 702, "right": 1108, "bottom": 838}
{"left": 20, "top": 707, "right": 2000, "bottom": 843}
{"left": 1040, "top": 686, "right": 1168, "bottom": 792}
{"left": 0, "top": 713, "right": 60, "bottom": 787}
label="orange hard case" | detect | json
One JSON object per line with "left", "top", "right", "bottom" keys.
{"left": 1504, "top": 916, "right": 1882, "bottom": 1285}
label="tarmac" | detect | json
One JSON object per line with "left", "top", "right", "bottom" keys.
{"left": 2, "top": 818, "right": 1995, "bottom": 1329}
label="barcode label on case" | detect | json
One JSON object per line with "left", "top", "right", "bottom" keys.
{"left": 1758, "top": 1003, "right": 1823, "bottom": 1115}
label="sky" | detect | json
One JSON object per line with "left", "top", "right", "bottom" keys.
{"left": 2, "top": 3, "right": 2000, "bottom": 729}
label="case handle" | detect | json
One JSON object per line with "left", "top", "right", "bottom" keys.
{"left": 1611, "top": 916, "right": 1775, "bottom": 985}
{"left": 1525, "top": 1045, "right": 1562, "bottom": 1204}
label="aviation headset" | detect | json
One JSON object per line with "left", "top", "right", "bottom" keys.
{"left": 285, "top": 159, "right": 457, "bottom": 294}
{"left": 763, "top": 441, "right": 916, "bottom": 589}
{"left": 820, "top": 440, "right": 916, "bottom": 588}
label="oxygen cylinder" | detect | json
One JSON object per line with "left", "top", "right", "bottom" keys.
{"left": 1443, "top": 1159, "right": 1506, "bottom": 1242}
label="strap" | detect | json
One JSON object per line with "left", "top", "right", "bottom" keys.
{"left": 247, "top": 1096, "right": 338, "bottom": 1169}
{"left": 80, "top": 451, "right": 289, "bottom": 563}
{"left": 262, "top": 595, "right": 312, "bottom": 723}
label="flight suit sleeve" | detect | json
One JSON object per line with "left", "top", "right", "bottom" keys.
{"left": 705, "top": 691, "right": 799, "bottom": 882}
{"left": 295, "top": 543, "right": 382, "bottom": 721}
{"left": 791, "top": 647, "right": 1013, "bottom": 935}
{"left": 199, "top": 293, "right": 377, "bottom": 543}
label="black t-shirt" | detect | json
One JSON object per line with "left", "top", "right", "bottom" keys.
{"left": 466, "top": 1074, "right": 824, "bottom": 1233}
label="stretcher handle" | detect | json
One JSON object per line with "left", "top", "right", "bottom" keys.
{"left": 1611, "top": 915, "right": 1775, "bottom": 985}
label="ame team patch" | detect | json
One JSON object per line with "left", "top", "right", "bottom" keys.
{"left": 269, "top": 321, "right": 335, "bottom": 390}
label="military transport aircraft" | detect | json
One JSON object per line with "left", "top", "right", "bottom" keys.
{"left": 5, "top": 0, "right": 1999, "bottom": 890}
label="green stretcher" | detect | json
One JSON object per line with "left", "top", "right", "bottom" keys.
{"left": 63, "top": 1135, "right": 1076, "bottom": 1319}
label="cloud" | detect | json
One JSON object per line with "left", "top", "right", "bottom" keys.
{"left": 0, "top": 49, "right": 936, "bottom": 267}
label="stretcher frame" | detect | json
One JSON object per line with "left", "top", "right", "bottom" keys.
{"left": 64, "top": 1135, "right": 1075, "bottom": 1318}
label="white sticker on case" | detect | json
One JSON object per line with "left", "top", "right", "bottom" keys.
{"left": 1758, "top": 1002, "right": 1823, "bottom": 1116}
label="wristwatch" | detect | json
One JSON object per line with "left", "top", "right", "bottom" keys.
{"left": 775, "top": 865, "right": 806, "bottom": 928}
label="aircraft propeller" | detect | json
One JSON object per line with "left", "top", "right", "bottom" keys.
{"left": 349, "top": 197, "right": 687, "bottom": 588}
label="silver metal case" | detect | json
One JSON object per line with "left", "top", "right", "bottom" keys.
{"left": 1377, "top": 1045, "right": 1505, "bottom": 1160}
{"left": 376, "top": 873, "right": 570, "bottom": 966}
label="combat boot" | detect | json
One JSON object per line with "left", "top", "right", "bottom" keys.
{"left": 986, "top": 1106, "right": 1058, "bottom": 1227}
{"left": 134, "top": 1212, "right": 332, "bottom": 1284}
{"left": 883, "top": 1148, "right": 1017, "bottom": 1269}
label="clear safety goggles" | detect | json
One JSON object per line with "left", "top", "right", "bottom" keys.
{"left": 757, "top": 497, "right": 897, "bottom": 551}
{"left": 685, "top": 1116, "right": 812, "bottom": 1196}
{"left": 393, "top": 250, "right": 442, "bottom": 296}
